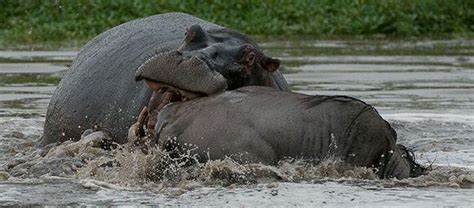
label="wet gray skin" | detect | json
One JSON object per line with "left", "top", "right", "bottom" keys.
{"left": 135, "top": 24, "right": 285, "bottom": 95}
{"left": 153, "top": 86, "right": 425, "bottom": 179}
{"left": 39, "top": 13, "right": 289, "bottom": 147}
{"left": 135, "top": 26, "right": 424, "bottom": 178}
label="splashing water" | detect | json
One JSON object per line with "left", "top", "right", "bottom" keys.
{"left": 3, "top": 129, "right": 473, "bottom": 194}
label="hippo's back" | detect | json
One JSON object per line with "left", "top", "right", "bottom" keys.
{"left": 40, "top": 13, "right": 223, "bottom": 146}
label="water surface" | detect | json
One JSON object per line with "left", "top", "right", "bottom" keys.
{"left": 0, "top": 39, "right": 473, "bottom": 206}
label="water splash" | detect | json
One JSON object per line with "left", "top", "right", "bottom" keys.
{"left": 3, "top": 130, "right": 473, "bottom": 195}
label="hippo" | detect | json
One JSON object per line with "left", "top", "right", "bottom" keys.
{"left": 40, "top": 13, "right": 288, "bottom": 147}
{"left": 134, "top": 56, "right": 424, "bottom": 179}
{"left": 143, "top": 86, "right": 424, "bottom": 179}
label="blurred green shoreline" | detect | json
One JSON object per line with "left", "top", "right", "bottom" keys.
{"left": 1, "top": 0, "right": 473, "bottom": 50}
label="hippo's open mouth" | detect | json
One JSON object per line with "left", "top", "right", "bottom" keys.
{"left": 143, "top": 79, "right": 203, "bottom": 101}
{"left": 135, "top": 52, "right": 213, "bottom": 118}
{"left": 134, "top": 50, "right": 228, "bottom": 133}
{"left": 130, "top": 77, "right": 203, "bottom": 138}
{"left": 138, "top": 78, "right": 206, "bottom": 132}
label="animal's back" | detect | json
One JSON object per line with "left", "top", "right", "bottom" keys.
{"left": 156, "top": 87, "right": 398, "bottom": 167}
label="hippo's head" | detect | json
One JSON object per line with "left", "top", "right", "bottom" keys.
{"left": 135, "top": 24, "right": 281, "bottom": 100}
{"left": 382, "top": 144, "right": 426, "bottom": 179}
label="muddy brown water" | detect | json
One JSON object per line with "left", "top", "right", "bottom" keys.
{"left": 0, "top": 40, "right": 473, "bottom": 206}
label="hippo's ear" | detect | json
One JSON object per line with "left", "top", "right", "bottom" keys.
{"left": 239, "top": 45, "right": 280, "bottom": 74}
{"left": 238, "top": 45, "right": 257, "bottom": 76}
{"left": 184, "top": 25, "right": 207, "bottom": 44}
{"left": 178, "top": 25, "right": 208, "bottom": 51}
{"left": 243, "top": 47, "right": 256, "bottom": 64}
{"left": 259, "top": 56, "right": 280, "bottom": 72}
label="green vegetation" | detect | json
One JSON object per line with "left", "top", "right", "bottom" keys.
{"left": 0, "top": 74, "right": 61, "bottom": 86}
{"left": 1, "top": 0, "right": 473, "bottom": 46}
{"left": 265, "top": 43, "right": 474, "bottom": 57}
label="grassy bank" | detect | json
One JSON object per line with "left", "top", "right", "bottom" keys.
{"left": 1, "top": 0, "right": 473, "bottom": 47}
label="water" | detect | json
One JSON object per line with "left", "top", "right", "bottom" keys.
{"left": 0, "top": 39, "right": 473, "bottom": 206}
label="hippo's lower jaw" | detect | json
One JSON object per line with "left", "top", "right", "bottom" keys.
{"left": 132, "top": 79, "right": 206, "bottom": 138}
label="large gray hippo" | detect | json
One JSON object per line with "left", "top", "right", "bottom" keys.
{"left": 146, "top": 86, "right": 425, "bottom": 179}
{"left": 40, "top": 13, "right": 288, "bottom": 146}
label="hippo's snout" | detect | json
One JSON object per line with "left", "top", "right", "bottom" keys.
{"left": 135, "top": 50, "right": 227, "bottom": 95}
{"left": 382, "top": 144, "right": 426, "bottom": 179}
{"left": 135, "top": 51, "right": 181, "bottom": 82}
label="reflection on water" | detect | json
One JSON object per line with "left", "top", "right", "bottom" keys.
{"left": 0, "top": 39, "right": 473, "bottom": 206}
